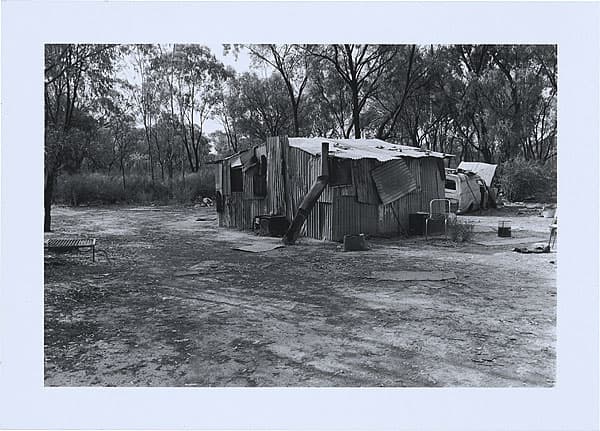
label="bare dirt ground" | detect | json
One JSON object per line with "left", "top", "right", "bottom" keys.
{"left": 44, "top": 204, "right": 556, "bottom": 387}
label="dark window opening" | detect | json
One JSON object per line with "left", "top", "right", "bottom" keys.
{"left": 230, "top": 166, "right": 243, "bottom": 192}
{"left": 445, "top": 179, "right": 456, "bottom": 190}
{"left": 329, "top": 158, "right": 352, "bottom": 186}
{"left": 253, "top": 155, "right": 267, "bottom": 197}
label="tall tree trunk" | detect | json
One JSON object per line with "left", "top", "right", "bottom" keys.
{"left": 143, "top": 117, "right": 155, "bottom": 183}
{"left": 121, "top": 160, "right": 126, "bottom": 190}
{"left": 292, "top": 100, "right": 300, "bottom": 136}
{"left": 351, "top": 85, "right": 361, "bottom": 138}
{"left": 44, "top": 168, "right": 56, "bottom": 232}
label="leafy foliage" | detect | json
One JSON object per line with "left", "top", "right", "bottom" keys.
{"left": 44, "top": 43, "right": 558, "bottom": 231}
{"left": 497, "top": 158, "right": 557, "bottom": 203}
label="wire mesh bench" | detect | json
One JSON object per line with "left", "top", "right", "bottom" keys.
{"left": 44, "top": 238, "right": 97, "bottom": 261}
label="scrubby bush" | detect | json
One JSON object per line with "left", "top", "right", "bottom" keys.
{"left": 55, "top": 169, "right": 216, "bottom": 206}
{"left": 171, "top": 170, "right": 215, "bottom": 203}
{"left": 56, "top": 173, "right": 126, "bottom": 205}
{"left": 447, "top": 218, "right": 475, "bottom": 242}
{"left": 497, "top": 158, "right": 557, "bottom": 203}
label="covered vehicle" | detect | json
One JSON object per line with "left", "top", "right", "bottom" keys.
{"left": 445, "top": 162, "right": 497, "bottom": 213}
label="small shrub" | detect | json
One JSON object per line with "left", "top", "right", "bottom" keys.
{"left": 54, "top": 169, "right": 216, "bottom": 206}
{"left": 498, "top": 158, "right": 556, "bottom": 203}
{"left": 447, "top": 218, "right": 475, "bottom": 243}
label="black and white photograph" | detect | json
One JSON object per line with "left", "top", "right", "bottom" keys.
{"left": 42, "top": 43, "right": 559, "bottom": 387}
{"left": 1, "top": 1, "right": 599, "bottom": 430}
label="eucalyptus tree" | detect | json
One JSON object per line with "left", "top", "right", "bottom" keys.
{"left": 304, "top": 65, "right": 352, "bottom": 138}
{"left": 244, "top": 44, "right": 310, "bottom": 136}
{"left": 152, "top": 45, "right": 232, "bottom": 173}
{"left": 235, "top": 72, "right": 294, "bottom": 143}
{"left": 130, "top": 44, "right": 162, "bottom": 181}
{"left": 304, "top": 44, "right": 398, "bottom": 138}
{"left": 44, "top": 43, "right": 121, "bottom": 231}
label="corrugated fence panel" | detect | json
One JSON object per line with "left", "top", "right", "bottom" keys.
{"left": 266, "top": 137, "right": 286, "bottom": 215}
{"left": 220, "top": 193, "right": 240, "bottom": 228}
{"left": 287, "top": 146, "right": 314, "bottom": 219}
{"left": 321, "top": 202, "right": 334, "bottom": 241}
{"left": 243, "top": 166, "right": 254, "bottom": 198}
{"left": 289, "top": 148, "right": 336, "bottom": 240}
{"left": 404, "top": 158, "right": 422, "bottom": 191}
{"left": 371, "top": 158, "right": 417, "bottom": 205}
{"left": 420, "top": 158, "right": 445, "bottom": 208}
{"left": 332, "top": 196, "right": 379, "bottom": 242}
{"left": 222, "top": 160, "right": 231, "bottom": 196}
{"left": 231, "top": 193, "right": 244, "bottom": 228}
{"left": 241, "top": 198, "right": 267, "bottom": 230}
{"left": 318, "top": 185, "right": 334, "bottom": 203}
{"left": 215, "top": 163, "right": 223, "bottom": 193}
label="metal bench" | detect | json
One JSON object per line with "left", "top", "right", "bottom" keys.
{"left": 44, "top": 238, "right": 97, "bottom": 261}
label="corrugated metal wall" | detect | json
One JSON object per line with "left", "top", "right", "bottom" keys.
{"left": 352, "top": 159, "right": 380, "bottom": 204}
{"left": 217, "top": 137, "right": 444, "bottom": 241}
{"left": 266, "top": 136, "right": 288, "bottom": 217}
{"left": 376, "top": 158, "right": 444, "bottom": 236}
{"left": 332, "top": 196, "right": 379, "bottom": 241}
{"left": 215, "top": 164, "right": 222, "bottom": 193}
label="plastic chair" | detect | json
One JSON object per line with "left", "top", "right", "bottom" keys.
{"left": 425, "top": 199, "right": 451, "bottom": 240}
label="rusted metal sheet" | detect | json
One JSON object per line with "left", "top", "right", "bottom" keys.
{"left": 243, "top": 165, "right": 254, "bottom": 198}
{"left": 266, "top": 137, "right": 287, "bottom": 216}
{"left": 287, "top": 146, "right": 314, "bottom": 217}
{"left": 418, "top": 158, "right": 444, "bottom": 208}
{"left": 376, "top": 158, "right": 444, "bottom": 235}
{"left": 352, "top": 159, "right": 381, "bottom": 205}
{"left": 371, "top": 158, "right": 417, "bottom": 205}
{"left": 404, "top": 158, "right": 421, "bottom": 191}
{"left": 321, "top": 202, "right": 333, "bottom": 240}
{"left": 288, "top": 146, "right": 337, "bottom": 240}
{"left": 222, "top": 160, "right": 231, "bottom": 196}
{"left": 332, "top": 196, "right": 379, "bottom": 242}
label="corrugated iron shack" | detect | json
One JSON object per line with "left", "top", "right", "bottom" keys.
{"left": 214, "top": 136, "right": 452, "bottom": 241}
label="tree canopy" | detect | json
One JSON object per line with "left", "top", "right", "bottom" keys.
{"left": 44, "top": 43, "right": 557, "bottom": 230}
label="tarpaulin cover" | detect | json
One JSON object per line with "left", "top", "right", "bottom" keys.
{"left": 458, "top": 162, "right": 497, "bottom": 187}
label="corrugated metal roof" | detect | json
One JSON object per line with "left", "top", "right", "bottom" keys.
{"left": 371, "top": 159, "right": 417, "bottom": 205}
{"left": 216, "top": 138, "right": 453, "bottom": 163}
{"left": 458, "top": 162, "right": 497, "bottom": 187}
{"left": 288, "top": 137, "right": 452, "bottom": 161}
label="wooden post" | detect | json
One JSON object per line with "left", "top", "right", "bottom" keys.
{"left": 283, "top": 142, "right": 329, "bottom": 245}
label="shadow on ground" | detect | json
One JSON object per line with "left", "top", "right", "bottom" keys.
{"left": 44, "top": 205, "right": 556, "bottom": 387}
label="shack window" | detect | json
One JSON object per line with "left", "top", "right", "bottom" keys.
{"left": 329, "top": 158, "right": 352, "bottom": 186}
{"left": 445, "top": 179, "right": 456, "bottom": 190}
{"left": 253, "top": 155, "right": 267, "bottom": 197}
{"left": 230, "top": 166, "right": 243, "bottom": 192}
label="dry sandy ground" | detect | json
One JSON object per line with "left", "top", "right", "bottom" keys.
{"left": 44, "top": 205, "right": 556, "bottom": 387}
